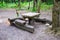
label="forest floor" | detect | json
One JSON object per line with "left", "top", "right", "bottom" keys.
{"left": 0, "top": 9, "right": 60, "bottom": 40}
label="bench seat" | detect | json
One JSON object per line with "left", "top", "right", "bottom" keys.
{"left": 13, "top": 19, "right": 34, "bottom": 33}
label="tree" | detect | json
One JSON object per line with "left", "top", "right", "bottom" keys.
{"left": 28, "top": 0, "right": 30, "bottom": 9}
{"left": 18, "top": 0, "right": 21, "bottom": 9}
{"left": 33, "top": 0, "right": 41, "bottom": 13}
{"left": 37, "top": 0, "right": 41, "bottom": 13}
{"left": 52, "top": 0, "right": 60, "bottom": 34}
{"left": 1, "top": 0, "right": 4, "bottom": 6}
{"left": 14, "top": 0, "right": 16, "bottom": 4}
{"left": 41, "top": 0, "right": 47, "bottom": 2}
{"left": 33, "top": 0, "right": 37, "bottom": 11}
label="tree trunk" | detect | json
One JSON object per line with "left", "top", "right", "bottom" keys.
{"left": 18, "top": 0, "right": 21, "bottom": 9}
{"left": 28, "top": 0, "right": 30, "bottom": 9}
{"left": 14, "top": 0, "right": 16, "bottom": 4}
{"left": 41, "top": 0, "right": 47, "bottom": 2}
{"left": 33, "top": 0, "right": 36, "bottom": 11}
{"left": 37, "top": 0, "right": 41, "bottom": 13}
{"left": 52, "top": 0, "right": 60, "bottom": 34}
{"left": 1, "top": 0, "right": 4, "bottom": 6}
{"left": 33, "top": 0, "right": 37, "bottom": 11}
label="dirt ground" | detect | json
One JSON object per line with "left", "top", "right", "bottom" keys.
{"left": 0, "top": 9, "right": 60, "bottom": 40}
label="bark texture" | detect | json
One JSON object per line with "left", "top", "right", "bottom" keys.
{"left": 52, "top": 0, "right": 60, "bottom": 33}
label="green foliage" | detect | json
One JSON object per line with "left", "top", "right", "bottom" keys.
{"left": 46, "top": 0, "right": 53, "bottom": 5}
{"left": 32, "top": 7, "right": 37, "bottom": 12}
{"left": 41, "top": 2, "right": 53, "bottom": 10}
{"left": 0, "top": 0, "right": 53, "bottom": 11}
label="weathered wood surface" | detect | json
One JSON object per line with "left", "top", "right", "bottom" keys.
{"left": 14, "top": 20, "right": 34, "bottom": 33}
{"left": 21, "top": 12, "right": 40, "bottom": 18}
{"left": 34, "top": 18, "right": 52, "bottom": 25}
{"left": 14, "top": 19, "right": 26, "bottom": 25}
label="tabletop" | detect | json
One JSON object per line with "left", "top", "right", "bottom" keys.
{"left": 21, "top": 12, "right": 40, "bottom": 18}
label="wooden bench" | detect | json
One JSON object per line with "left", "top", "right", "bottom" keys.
{"left": 34, "top": 18, "right": 52, "bottom": 25}
{"left": 13, "top": 19, "right": 34, "bottom": 33}
{"left": 8, "top": 17, "right": 24, "bottom": 25}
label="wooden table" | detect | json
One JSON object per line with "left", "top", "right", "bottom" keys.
{"left": 21, "top": 12, "right": 40, "bottom": 25}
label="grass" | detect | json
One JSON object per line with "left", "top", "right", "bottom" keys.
{"left": 0, "top": 1, "right": 53, "bottom": 11}
{"left": 41, "top": 3, "right": 53, "bottom": 10}
{"left": 0, "top": 2, "right": 17, "bottom": 8}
